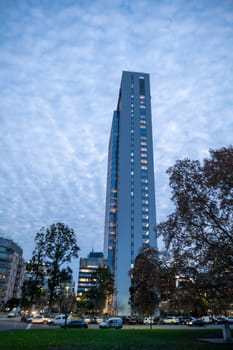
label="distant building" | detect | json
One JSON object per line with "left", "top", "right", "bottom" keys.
{"left": 77, "top": 251, "right": 107, "bottom": 301}
{"left": 104, "top": 71, "right": 157, "bottom": 314}
{"left": 0, "top": 237, "right": 24, "bottom": 309}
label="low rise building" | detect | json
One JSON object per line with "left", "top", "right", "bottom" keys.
{"left": 0, "top": 237, "right": 24, "bottom": 309}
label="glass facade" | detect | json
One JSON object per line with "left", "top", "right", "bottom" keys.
{"left": 104, "top": 71, "right": 157, "bottom": 315}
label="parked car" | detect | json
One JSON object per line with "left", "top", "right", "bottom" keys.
{"left": 178, "top": 316, "right": 195, "bottom": 325}
{"left": 61, "top": 320, "right": 88, "bottom": 328}
{"left": 160, "top": 316, "right": 180, "bottom": 325}
{"left": 31, "top": 315, "right": 51, "bottom": 324}
{"left": 99, "top": 317, "right": 123, "bottom": 329}
{"left": 49, "top": 314, "right": 71, "bottom": 326}
{"left": 123, "top": 316, "right": 143, "bottom": 325}
{"left": 213, "top": 317, "right": 225, "bottom": 324}
{"left": 201, "top": 316, "right": 217, "bottom": 324}
{"left": 187, "top": 319, "right": 205, "bottom": 327}
{"left": 143, "top": 317, "right": 155, "bottom": 325}
{"left": 21, "top": 315, "right": 33, "bottom": 322}
{"left": 226, "top": 317, "right": 233, "bottom": 324}
{"left": 91, "top": 316, "right": 104, "bottom": 324}
{"left": 7, "top": 310, "right": 17, "bottom": 317}
{"left": 82, "top": 316, "right": 91, "bottom": 324}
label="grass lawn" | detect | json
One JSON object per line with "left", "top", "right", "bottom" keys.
{"left": 0, "top": 328, "right": 232, "bottom": 350}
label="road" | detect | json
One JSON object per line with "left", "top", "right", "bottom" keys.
{"left": 0, "top": 315, "right": 231, "bottom": 332}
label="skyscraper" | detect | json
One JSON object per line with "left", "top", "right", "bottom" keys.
{"left": 104, "top": 71, "right": 157, "bottom": 315}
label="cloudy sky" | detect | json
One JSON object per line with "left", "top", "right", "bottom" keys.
{"left": 0, "top": 0, "right": 232, "bottom": 277}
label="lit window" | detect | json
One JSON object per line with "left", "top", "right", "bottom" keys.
{"left": 142, "top": 207, "right": 149, "bottom": 212}
{"left": 141, "top": 159, "right": 147, "bottom": 164}
{"left": 141, "top": 153, "right": 147, "bottom": 157}
{"left": 140, "top": 125, "right": 146, "bottom": 129}
{"left": 141, "top": 166, "right": 148, "bottom": 170}
{"left": 141, "top": 179, "right": 148, "bottom": 183}
{"left": 142, "top": 193, "right": 149, "bottom": 197}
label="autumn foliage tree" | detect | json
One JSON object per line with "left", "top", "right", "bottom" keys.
{"left": 157, "top": 146, "right": 233, "bottom": 314}
{"left": 129, "top": 247, "right": 160, "bottom": 317}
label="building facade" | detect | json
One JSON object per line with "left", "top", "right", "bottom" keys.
{"left": 104, "top": 71, "right": 157, "bottom": 315}
{"left": 77, "top": 251, "right": 107, "bottom": 301}
{"left": 0, "top": 237, "right": 24, "bottom": 309}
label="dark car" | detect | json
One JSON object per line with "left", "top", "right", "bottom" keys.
{"left": 178, "top": 316, "right": 195, "bottom": 325}
{"left": 61, "top": 320, "right": 88, "bottom": 328}
{"left": 187, "top": 319, "right": 205, "bottom": 327}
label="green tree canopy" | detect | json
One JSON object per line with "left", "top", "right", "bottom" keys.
{"left": 31, "top": 223, "right": 80, "bottom": 310}
{"left": 22, "top": 228, "right": 46, "bottom": 307}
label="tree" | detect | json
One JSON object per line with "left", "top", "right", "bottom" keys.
{"left": 32, "top": 223, "right": 79, "bottom": 310}
{"left": 157, "top": 146, "right": 233, "bottom": 312}
{"left": 78, "top": 265, "right": 114, "bottom": 315}
{"left": 129, "top": 247, "right": 160, "bottom": 318}
{"left": 22, "top": 228, "right": 46, "bottom": 308}
{"left": 91, "top": 265, "right": 114, "bottom": 314}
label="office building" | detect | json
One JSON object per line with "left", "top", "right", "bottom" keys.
{"left": 104, "top": 71, "right": 157, "bottom": 314}
{"left": 0, "top": 237, "right": 24, "bottom": 309}
{"left": 77, "top": 251, "right": 107, "bottom": 301}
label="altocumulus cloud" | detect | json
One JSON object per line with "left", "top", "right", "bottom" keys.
{"left": 0, "top": 0, "right": 233, "bottom": 276}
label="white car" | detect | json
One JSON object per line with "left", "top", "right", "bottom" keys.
{"left": 161, "top": 316, "right": 180, "bottom": 325}
{"left": 31, "top": 315, "right": 51, "bottom": 324}
{"left": 143, "top": 317, "right": 155, "bottom": 324}
{"left": 99, "top": 317, "right": 123, "bottom": 329}
{"left": 49, "top": 314, "right": 71, "bottom": 326}
{"left": 7, "top": 310, "right": 17, "bottom": 317}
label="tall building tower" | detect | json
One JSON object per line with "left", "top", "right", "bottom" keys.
{"left": 104, "top": 71, "right": 157, "bottom": 315}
